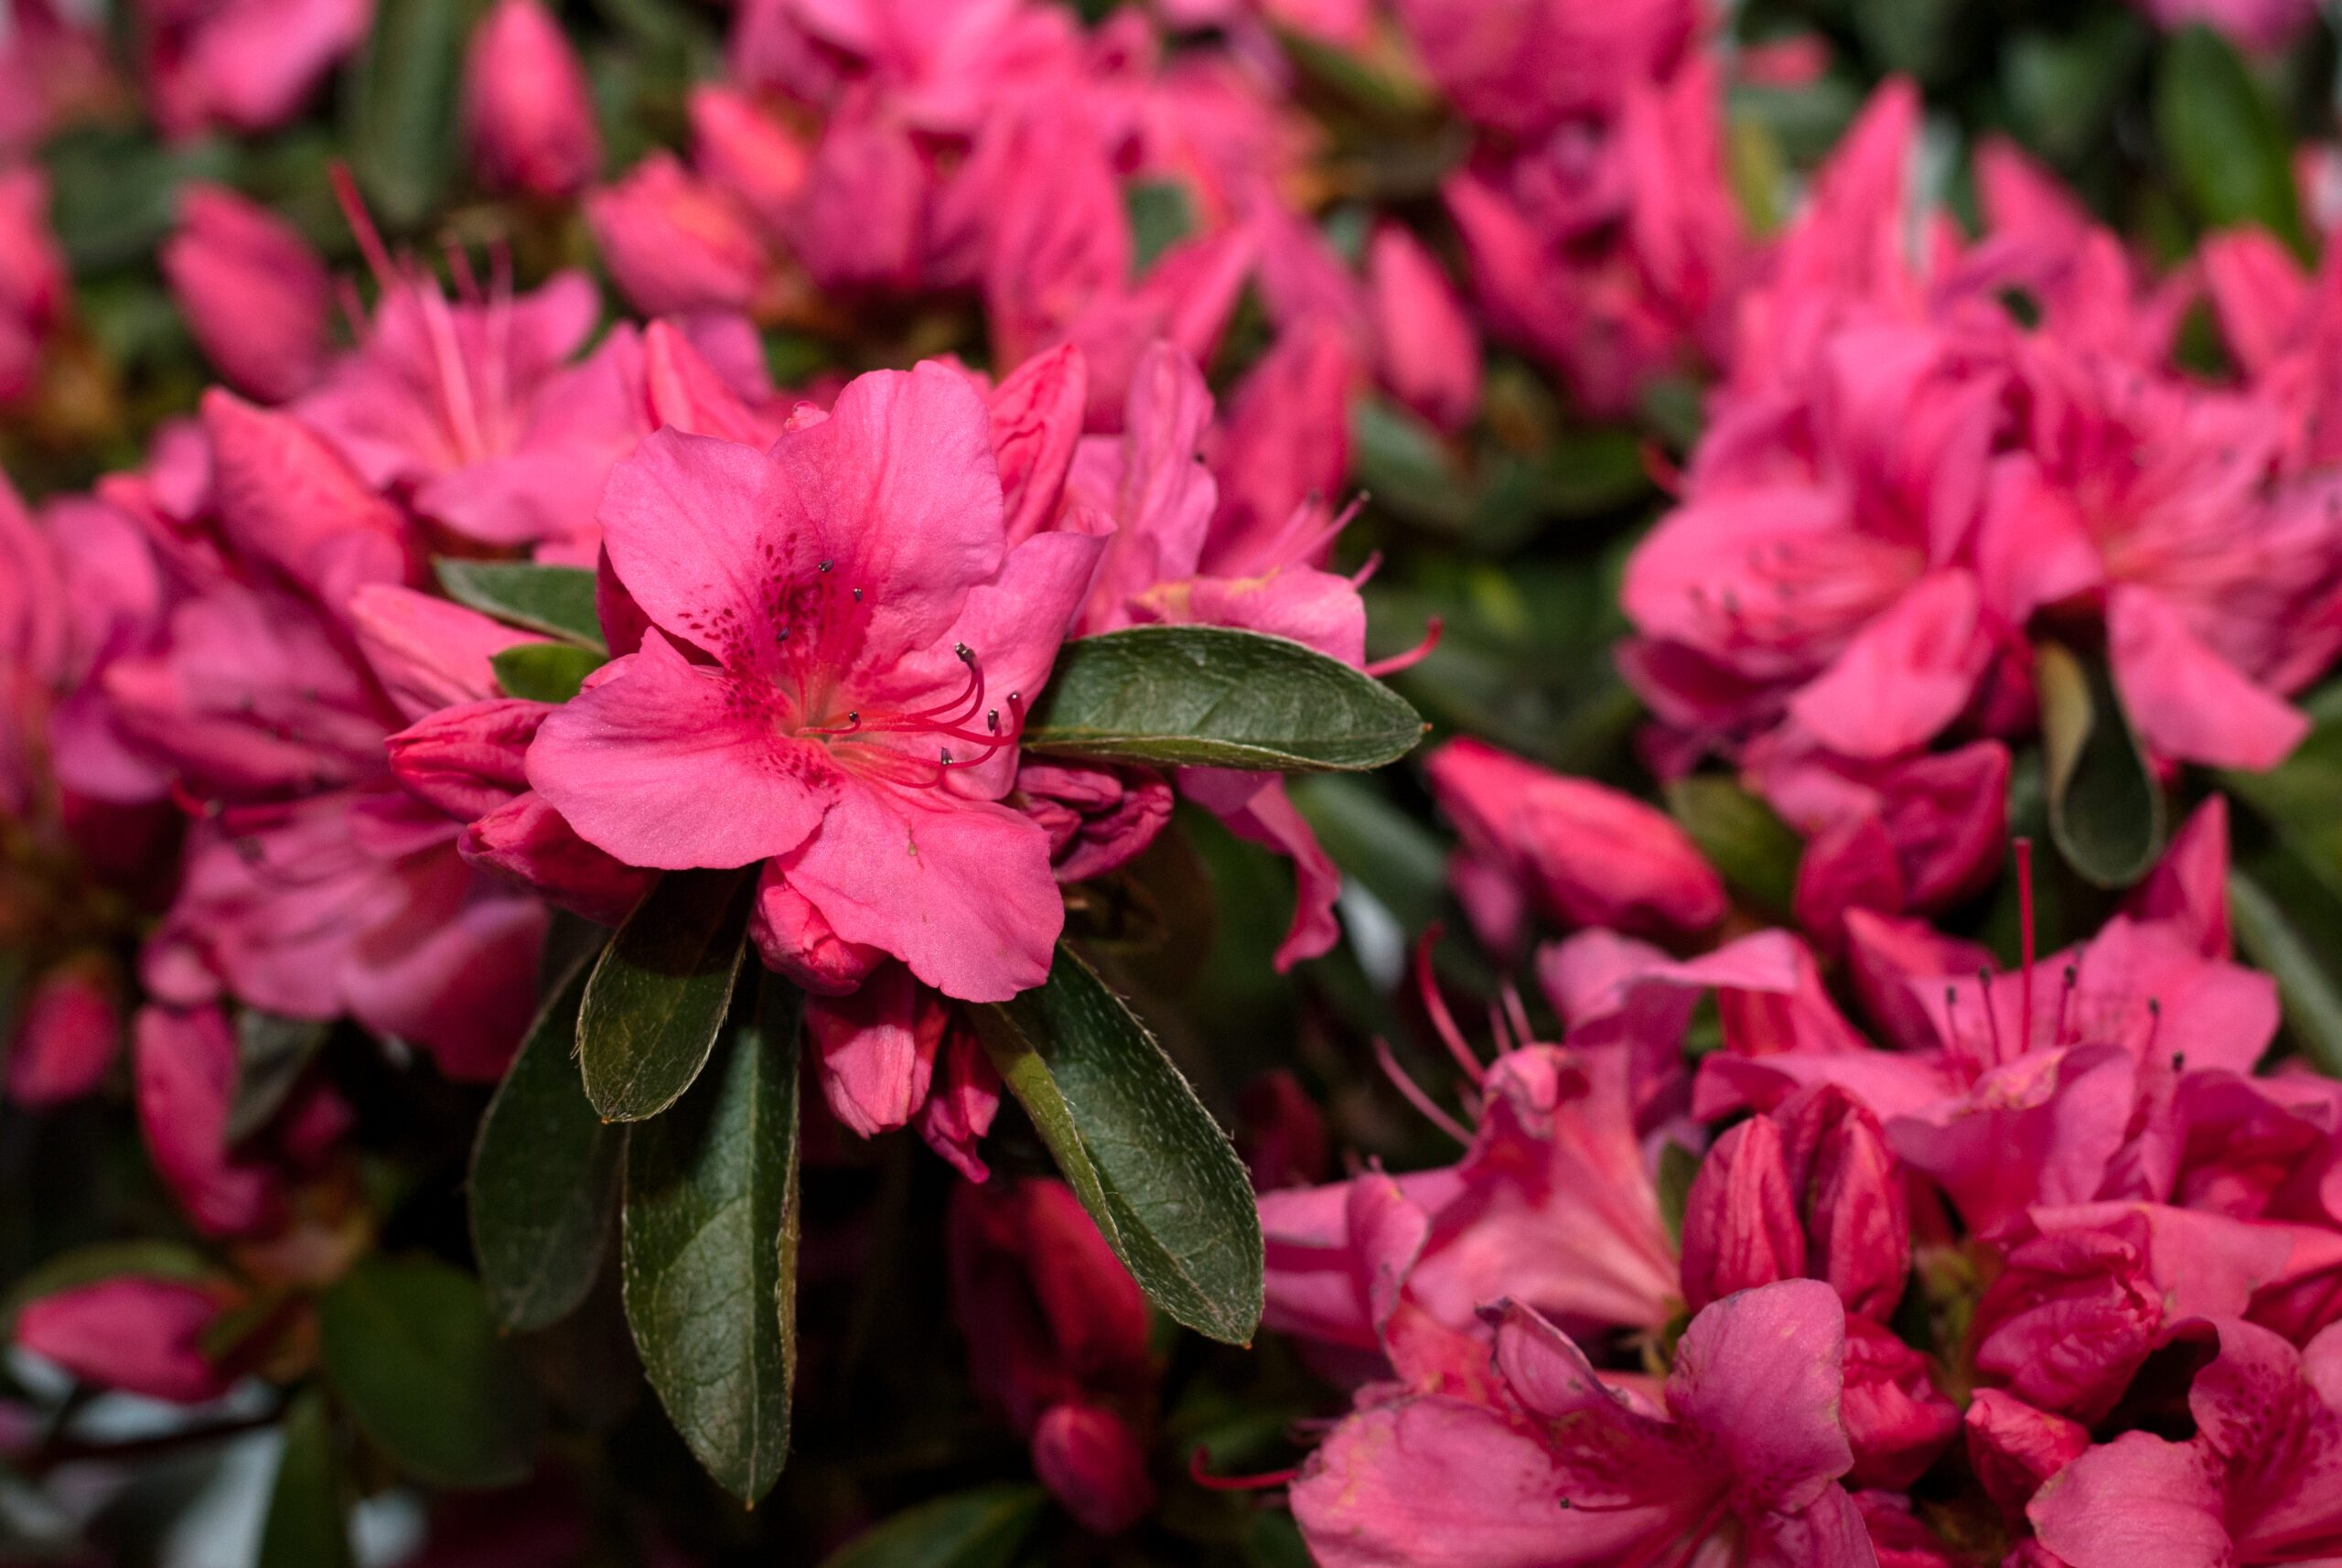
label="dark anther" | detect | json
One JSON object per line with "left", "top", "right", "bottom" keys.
{"left": 818, "top": 559, "right": 833, "bottom": 573}
{"left": 987, "top": 709, "right": 999, "bottom": 731}
{"left": 954, "top": 642, "right": 973, "bottom": 662}
{"left": 852, "top": 587, "right": 864, "bottom": 602}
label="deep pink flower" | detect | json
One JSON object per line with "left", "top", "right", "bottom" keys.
{"left": 464, "top": 0, "right": 601, "bottom": 199}
{"left": 161, "top": 183, "right": 333, "bottom": 403}
{"left": 949, "top": 1176, "right": 1155, "bottom": 1535}
{"left": 15, "top": 1276, "right": 234, "bottom": 1403}
{"left": 1013, "top": 759, "right": 1175, "bottom": 883}
{"left": 586, "top": 155, "right": 772, "bottom": 317}
{"left": 295, "top": 263, "right": 646, "bottom": 562}
{"left": 1427, "top": 736, "right": 1726, "bottom": 954}
{"left": 526, "top": 363, "right": 1101, "bottom": 1003}
{"left": 1392, "top": 0, "right": 1698, "bottom": 140}
{"left": 1291, "top": 1280, "right": 1875, "bottom": 1568}
{"left": 1966, "top": 1389, "right": 2090, "bottom": 1526}
{"left": 1366, "top": 223, "right": 1481, "bottom": 433}
{"left": 2031, "top": 1316, "right": 2342, "bottom": 1564}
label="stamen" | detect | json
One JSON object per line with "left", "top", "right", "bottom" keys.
{"left": 2015, "top": 837, "right": 2036, "bottom": 1048}
{"left": 1412, "top": 929, "right": 1484, "bottom": 1083}
{"left": 1188, "top": 1449, "right": 1301, "bottom": 1492}
{"left": 2055, "top": 964, "right": 2078, "bottom": 1047}
{"left": 1371, "top": 1036, "right": 1472, "bottom": 1144}
{"left": 329, "top": 164, "right": 398, "bottom": 295}
{"left": 1365, "top": 618, "right": 1445, "bottom": 678}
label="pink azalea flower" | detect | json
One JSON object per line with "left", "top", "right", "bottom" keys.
{"left": 464, "top": 0, "right": 602, "bottom": 199}
{"left": 2031, "top": 1316, "right": 2342, "bottom": 1564}
{"left": 525, "top": 362, "right": 1101, "bottom": 1004}
{"left": 1366, "top": 223, "right": 1481, "bottom": 434}
{"left": 1291, "top": 1280, "right": 1875, "bottom": 1568}
{"left": 1427, "top": 736, "right": 1726, "bottom": 955}
{"left": 295, "top": 251, "right": 648, "bottom": 562}
{"left": 949, "top": 1176, "right": 1155, "bottom": 1535}
{"left": 1012, "top": 759, "right": 1175, "bottom": 883}
{"left": 586, "top": 154, "right": 774, "bottom": 318}
{"left": 5, "top": 959, "right": 121, "bottom": 1106}
{"left": 161, "top": 183, "right": 334, "bottom": 403}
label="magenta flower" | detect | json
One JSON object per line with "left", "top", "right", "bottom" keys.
{"left": 15, "top": 1276, "right": 235, "bottom": 1404}
{"left": 527, "top": 362, "right": 1101, "bottom": 1003}
{"left": 161, "top": 183, "right": 334, "bottom": 403}
{"left": 1291, "top": 1280, "right": 1874, "bottom": 1568}
{"left": 2031, "top": 1316, "right": 2342, "bottom": 1564}
{"left": 138, "top": 0, "right": 371, "bottom": 138}
{"left": 0, "top": 163, "right": 64, "bottom": 406}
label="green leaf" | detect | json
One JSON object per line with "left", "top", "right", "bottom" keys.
{"left": 976, "top": 946, "right": 1263, "bottom": 1345}
{"left": 470, "top": 955, "right": 624, "bottom": 1331}
{"left": 492, "top": 643, "right": 608, "bottom": 704}
{"left": 2154, "top": 25, "right": 2305, "bottom": 254}
{"left": 343, "top": 0, "right": 478, "bottom": 229}
{"left": 2230, "top": 859, "right": 2342, "bottom": 1077}
{"left": 816, "top": 1485, "right": 1048, "bottom": 1568}
{"left": 621, "top": 974, "right": 802, "bottom": 1504}
{"left": 432, "top": 560, "right": 607, "bottom": 651}
{"left": 1124, "top": 180, "right": 1196, "bottom": 273}
{"left": 257, "top": 1388, "right": 352, "bottom": 1568}
{"left": 1666, "top": 776, "right": 1802, "bottom": 921}
{"left": 2222, "top": 695, "right": 2342, "bottom": 898}
{"left": 2036, "top": 642, "right": 2165, "bottom": 889}
{"left": 1023, "top": 627, "right": 1424, "bottom": 772}
{"left": 226, "top": 1012, "right": 331, "bottom": 1145}
{"left": 580, "top": 867, "right": 757, "bottom": 1122}
{"left": 1289, "top": 774, "right": 1448, "bottom": 933}
{"left": 317, "top": 1255, "right": 542, "bottom": 1489}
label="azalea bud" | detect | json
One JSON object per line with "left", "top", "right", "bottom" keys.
{"left": 1367, "top": 223, "right": 1480, "bottom": 432}
{"left": 806, "top": 964, "right": 946, "bottom": 1139}
{"left": 1971, "top": 1228, "right": 2160, "bottom": 1420}
{"left": 14, "top": 1277, "right": 233, "bottom": 1403}
{"left": 916, "top": 1026, "right": 1002, "bottom": 1182}
{"left": 793, "top": 112, "right": 928, "bottom": 294}
{"left": 586, "top": 155, "right": 768, "bottom": 317}
{"left": 988, "top": 343, "right": 1087, "bottom": 544}
{"left": 688, "top": 85, "right": 809, "bottom": 235}
{"left": 1840, "top": 1318, "right": 1959, "bottom": 1488}
{"left": 1790, "top": 1090, "right": 1910, "bottom": 1321}
{"left": 1031, "top": 1402, "right": 1155, "bottom": 1536}
{"left": 159, "top": 183, "right": 331, "bottom": 403}
{"left": 1013, "top": 760, "right": 1174, "bottom": 883}
{"left": 386, "top": 699, "right": 543, "bottom": 822}
{"left": 1965, "top": 1389, "right": 2090, "bottom": 1523}
{"left": 1426, "top": 736, "right": 1727, "bottom": 940}
{"left": 465, "top": 0, "right": 601, "bottom": 199}
{"left": 459, "top": 795, "right": 649, "bottom": 926}
{"left": 751, "top": 868, "right": 886, "bottom": 997}
{"left": 1680, "top": 1116, "right": 1806, "bottom": 1312}
{"left": 5, "top": 959, "right": 120, "bottom": 1106}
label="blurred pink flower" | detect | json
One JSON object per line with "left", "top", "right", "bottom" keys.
{"left": 15, "top": 1276, "right": 234, "bottom": 1403}
{"left": 464, "top": 0, "right": 601, "bottom": 199}
{"left": 140, "top": 0, "right": 371, "bottom": 137}
{"left": 161, "top": 184, "right": 334, "bottom": 403}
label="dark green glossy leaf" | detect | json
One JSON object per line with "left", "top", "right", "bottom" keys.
{"left": 622, "top": 975, "right": 802, "bottom": 1504}
{"left": 816, "top": 1485, "right": 1047, "bottom": 1568}
{"left": 343, "top": 0, "right": 477, "bottom": 229}
{"left": 977, "top": 946, "right": 1262, "bottom": 1345}
{"left": 1666, "top": 776, "right": 1801, "bottom": 921}
{"left": 2154, "top": 25, "right": 2305, "bottom": 253}
{"left": 492, "top": 643, "right": 608, "bottom": 704}
{"left": 226, "top": 1012, "right": 331, "bottom": 1145}
{"left": 256, "top": 1388, "right": 351, "bottom": 1568}
{"left": 470, "top": 955, "right": 623, "bottom": 1331}
{"left": 2037, "top": 643, "right": 2165, "bottom": 889}
{"left": 317, "top": 1255, "right": 542, "bottom": 1488}
{"left": 1024, "top": 627, "right": 1424, "bottom": 772}
{"left": 433, "top": 560, "right": 607, "bottom": 651}
{"left": 580, "top": 867, "right": 757, "bottom": 1122}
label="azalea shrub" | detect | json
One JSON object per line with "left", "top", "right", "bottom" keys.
{"left": 16, "top": 0, "right": 2342, "bottom": 1565}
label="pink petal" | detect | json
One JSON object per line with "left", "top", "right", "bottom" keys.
{"left": 1668, "top": 1279, "right": 1854, "bottom": 1513}
{"left": 1789, "top": 570, "right": 1989, "bottom": 760}
{"left": 2029, "top": 1432, "right": 2229, "bottom": 1568}
{"left": 805, "top": 963, "right": 944, "bottom": 1137}
{"left": 15, "top": 1278, "right": 231, "bottom": 1404}
{"left": 2109, "top": 584, "right": 2308, "bottom": 770}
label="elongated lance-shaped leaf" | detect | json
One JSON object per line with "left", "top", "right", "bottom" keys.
{"left": 580, "top": 867, "right": 757, "bottom": 1122}
{"left": 317, "top": 1256, "right": 543, "bottom": 1489}
{"left": 257, "top": 1387, "right": 352, "bottom": 1568}
{"left": 470, "top": 950, "right": 624, "bottom": 1330}
{"left": 433, "top": 559, "right": 607, "bottom": 651}
{"left": 2037, "top": 642, "right": 2165, "bottom": 890}
{"left": 622, "top": 972, "right": 803, "bottom": 1503}
{"left": 976, "top": 946, "right": 1263, "bottom": 1345}
{"left": 1021, "top": 626, "right": 1425, "bottom": 771}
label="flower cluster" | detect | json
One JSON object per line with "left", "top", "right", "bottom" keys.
{"left": 9, "top": 0, "right": 2342, "bottom": 1563}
